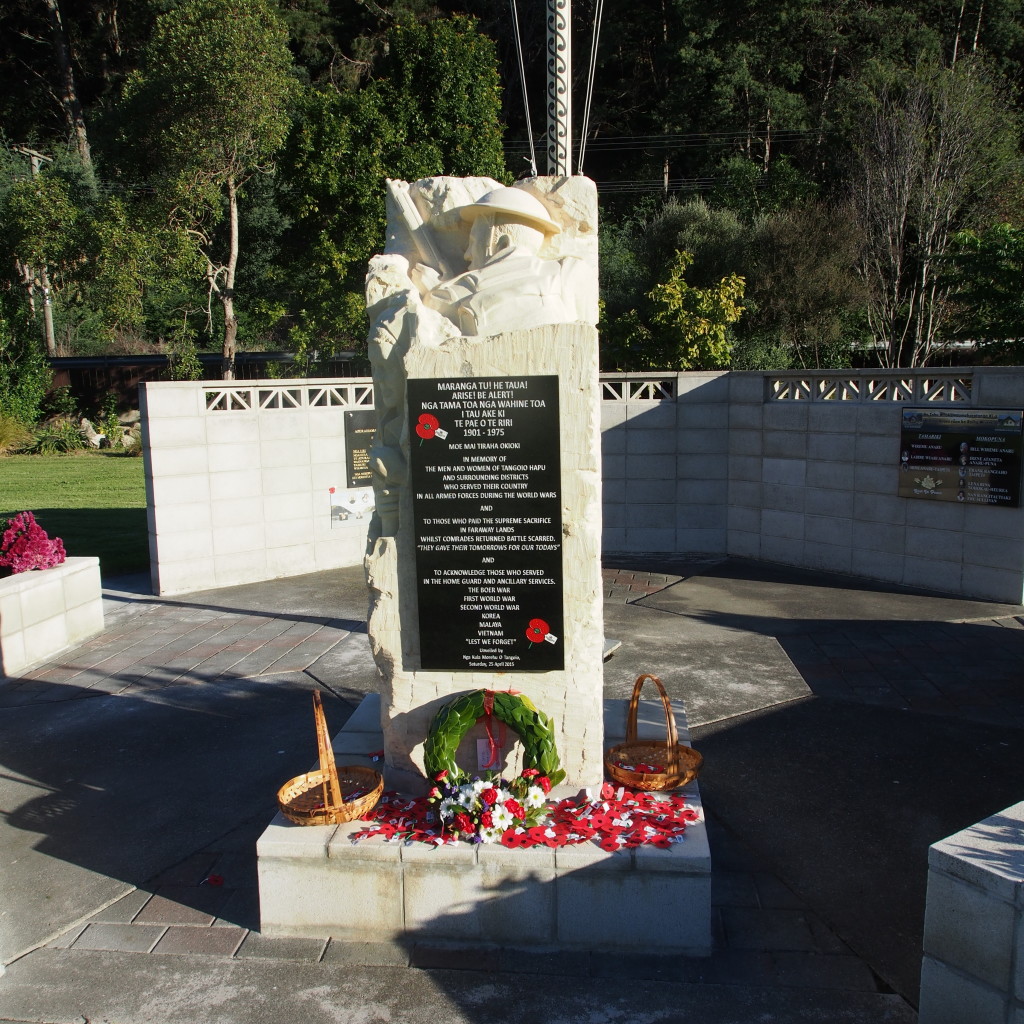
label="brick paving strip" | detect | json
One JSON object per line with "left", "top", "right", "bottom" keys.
{"left": 0, "top": 603, "right": 350, "bottom": 709}
{"left": 602, "top": 569, "right": 682, "bottom": 602}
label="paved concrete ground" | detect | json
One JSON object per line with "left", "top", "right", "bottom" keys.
{"left": 1, "top": 557, "right": 1022, "bottom": 1023}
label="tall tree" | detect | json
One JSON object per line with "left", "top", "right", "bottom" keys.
{"left": 277, "top": 16, "right": 507, "bottom": 362}
{"left": 853, "top": 57, "right": 1019, "bottom": 366}
{"left": 0, "top": 150, "right": 79, "bottom": 356}
{"left": 41, "top": 0, "right": 92, "bottom": 169}
{"left": 943, "top": 222, "right": 1024, "bottom": 357}
{"left": 120, "top": 0, "right": 296, "bottom": 378}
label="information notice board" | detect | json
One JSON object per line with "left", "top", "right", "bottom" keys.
{"left": 899, "top": 407, "right": 1024, "bottom": 507}
{"left": 408, "top": 375, "right": 563, "bottom": 672}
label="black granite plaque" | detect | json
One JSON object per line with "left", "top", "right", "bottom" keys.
{"left": 409, "top": 375, "right": 563, "bottom": 671}
{"left": 899, "top": 407, "right": 1023, "bottom": 507}
{"left": 344, "top": 409, "right": 376, "bottom": 488}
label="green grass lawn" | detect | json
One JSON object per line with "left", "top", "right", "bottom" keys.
{"left": 0, "top": 451, "right": 149, "bottom": 578}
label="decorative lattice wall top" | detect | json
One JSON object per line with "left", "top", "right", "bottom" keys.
{"left": 599, "top": 377, "right": 677, "bottom": 401}
{"left": 199, "top": 373, "right": 976, "bottom": 411}
{"left": 203, "top": 381, "right": 374, "bottom": 412}
{"left": 767, "top": 371, "right": 972, "bottom": 403}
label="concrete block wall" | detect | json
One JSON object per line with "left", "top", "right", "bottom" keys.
{"left": 601, "top": 372, "right": 729, "bottom": 554}
{"left": 144, "top": 368, "right": 1024, "bottom": 602}
{"left": 141, "top": 380, "right": 375, "bottom": 595}
{"left": 919, "top": 800, "right": 1024, "bottom": 1024}
{"left": 0, "top": 557, "right": 104, "bottom": 676}
{"left": 722, "top": 368, "right": 1024, "bottom": 603}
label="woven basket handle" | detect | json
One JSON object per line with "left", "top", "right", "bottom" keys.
{"left": 313, "top": 690, "right": 342, "bottom": 808}
{"left": 625, "top": 673, "right": 681, "bottom": 775}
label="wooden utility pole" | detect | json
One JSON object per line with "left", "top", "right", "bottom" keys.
{"left": 546, "top": 0, "right": 572, "bottom": 175}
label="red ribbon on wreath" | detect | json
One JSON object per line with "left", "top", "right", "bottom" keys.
{"left": 480, "top": 688, "right": 520, "bottom": 770}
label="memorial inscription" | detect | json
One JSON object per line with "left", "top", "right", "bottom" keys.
{"left": 345, "top": 409, "right": 376, "bottom": 488}
{"left": 899, "top": 407, "right": 1023, "bottom": 507}
{"left": 408, "top": 375, "right": 563, "bottom": 672}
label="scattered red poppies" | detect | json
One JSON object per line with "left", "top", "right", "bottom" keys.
{"left": 352, "top": 783, "right": 699, "bottom": 852}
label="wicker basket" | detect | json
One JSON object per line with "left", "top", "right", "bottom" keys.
{"left": 605, "top": 673, "right": 703, "bottom": 791}
{"left": 277, "top": 691, "right": 383, "bottom": 826}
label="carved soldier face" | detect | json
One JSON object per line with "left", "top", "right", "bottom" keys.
{"left": 463, "top": 215, "right": 494, "bottom": 270}
{"left": 463, "top": 215, "right": 546, "bottom": 271}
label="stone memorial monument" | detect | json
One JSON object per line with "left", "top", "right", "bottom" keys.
{"left": 363, "top": 173, "right": 604, "bottom": 792}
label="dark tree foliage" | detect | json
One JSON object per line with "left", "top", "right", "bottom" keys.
{"left": 1, "top": 0, "right": 1023, "bottom": 374}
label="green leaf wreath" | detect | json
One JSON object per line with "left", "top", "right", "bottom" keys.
{"left": 423, "top": 689, "right": 566, "bottom": 786}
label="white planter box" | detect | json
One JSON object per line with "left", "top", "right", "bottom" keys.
{"left": 0, "top": 557, "right": 104, "bottom": 677}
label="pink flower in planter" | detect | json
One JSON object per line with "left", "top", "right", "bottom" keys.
{"left": 0, "top": 512, "right": 66, "bottom": 574}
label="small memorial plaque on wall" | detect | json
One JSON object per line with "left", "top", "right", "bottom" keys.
{"left": 408, "top": 375, "right": 563, "bottom": 672}
{"left": 899, "top": 407, "right": 1024, "bottom": 507}
{"left": 344, "top": 409, "right": 377, "bottom": 488}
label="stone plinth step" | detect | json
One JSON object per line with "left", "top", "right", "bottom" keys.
{"left": 258, "top": 695, "right": 711, "bottom": 955}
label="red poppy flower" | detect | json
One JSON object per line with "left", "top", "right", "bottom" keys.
{"left": 505, "top": 798, "right": 525, "bottom": 820}
{"left": 419, "top": 413, "right": 439, "bottom": 430}
{"left": 481, "top": 787, "right": 498, "bottom": 806}
{"left": 525, "top": 618, "right": 549, "bottom": 643}
{"left": 205, "top": 874, "right": 224, "bottom": 887}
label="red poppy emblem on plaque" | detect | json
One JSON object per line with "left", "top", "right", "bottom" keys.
{"left": 415, "top": 413, "right": 440, "bottom": 441}
{"left": 526, "top": 618, "right": 557, "bottom": 645}
{"left": 525, "top": 618, "right": 548, "bottom": 643}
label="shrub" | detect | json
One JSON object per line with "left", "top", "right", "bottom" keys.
{"left": 0, "top": 414, "right": 31, "bottom": 455}
{"left": 0, "top": 511, "right": 66, "bottom": 573}
{"left": 122, "top": 424, "right": 144, "bottom": 456}
{"left": 100, "top": 392, "right": 123, "bottom": 448}
{"left": 41, "top": 386, "right": 80, "bottom": 419}
{"left": 17, "top": 418, "right": 89, "bottom": 455}
{"left": 0, "top": 342, "right": 52, "bottom": 425}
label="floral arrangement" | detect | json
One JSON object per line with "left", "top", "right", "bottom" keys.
{"left": 353, "top": 773, "right": 699, "bottom": 851}
{"left": 432, "top": 768, "right": 551, "bottom": 843}
{"left": 0, "top": 512, "right": 66, "bottom": 574}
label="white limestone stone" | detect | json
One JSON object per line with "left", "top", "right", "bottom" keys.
{"left": 364, "top": 177, "right": 604, "bottom": 790}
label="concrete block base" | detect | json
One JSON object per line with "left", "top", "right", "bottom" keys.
{"left": 0, "top": 557, "right": 104, "bottom": 677}
{"left": 258, "top": 694, "right": 711, "bottom": 954}
{"left": 919, "top": 799, "right": 1024, "bottom": 1024}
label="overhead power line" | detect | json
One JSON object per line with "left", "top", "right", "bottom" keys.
{"left": 505, "top": 128, "right": 820, "bottom": 154}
